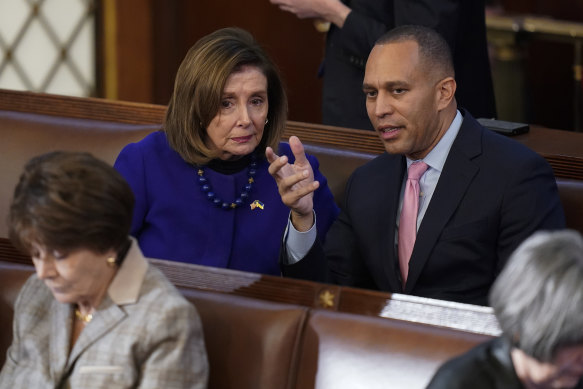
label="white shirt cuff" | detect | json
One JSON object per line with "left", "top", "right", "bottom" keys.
{"left": 283, "top": 211, "right": 317, "bottom": 264}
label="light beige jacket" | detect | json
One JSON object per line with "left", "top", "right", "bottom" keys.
{"left": 0, "top": 240, "right": 208, "bottom": 389}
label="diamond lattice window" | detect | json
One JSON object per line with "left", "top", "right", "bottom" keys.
{"left": 0, "top": 0, "right": 96, "bottom": 97}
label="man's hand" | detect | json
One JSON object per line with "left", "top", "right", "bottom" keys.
{"left": 269, "top": 0, "right": 350, "bottom": 28}
{"left": 266, "top": 136, "right": 319, "bottom": 232}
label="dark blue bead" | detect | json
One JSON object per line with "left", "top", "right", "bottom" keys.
{"left": 213, "top": 198, "right": 222, "bottom": 206}
{"left": 198, "top": 176, "right": 207, "bottom": 184}
{"left": 248, "top": 169, "right": 257, "bottom": 176}
{"left": 235, "top": 198, "right": 244, "bottom": 206}
{"left": 240, "top": 192, "right": 249, "bottom": 200}
{"left": 221, "top": 202, "right": 230, "bottom": 209}
{"left": 202, "top": 184, "right": 210, "bottom": 192}
{"left": 250, "top": 161, "right": 258, "bottom": 168}
{"left": 206, "top": 191, "right": 215, "bottom": 199}
{"left": 244, "top": 184, "right": 252, "bottom": 192}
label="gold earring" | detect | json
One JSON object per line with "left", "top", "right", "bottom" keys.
{"left": 106, "top": 256, "right": 116, "bottom": 267}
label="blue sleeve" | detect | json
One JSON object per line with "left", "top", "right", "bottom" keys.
{"left": 114, "top": 143, "right": 148, "bottom": 237}
{"left": 307, "top": 154, "right": 340, "bottom": 244}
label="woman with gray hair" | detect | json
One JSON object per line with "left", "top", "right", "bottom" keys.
{"left": 427, "top": 229, "right": 583, "bottom": 389}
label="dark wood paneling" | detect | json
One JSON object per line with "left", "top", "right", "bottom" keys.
{"left": 114, "top": 0, "right": 154, "bottom": 103}
{"left": 130, "top": 0, "right": 325, "bottom": 123}
{"left": 0, "top": 237, "right": 501, "bottom": 336}
{"left": 495, "top": 1, "right": 583, "bottom": 130}
{"left": 501, "top": 1, "right": 583, "bottom": 21}
{"left": 0, "top": 90, "right": 165, "bottom": 124}
{"left": 103, "top": 2, "right": 583, "bottom": 131}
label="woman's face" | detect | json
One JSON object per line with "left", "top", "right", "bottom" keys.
{"left": 31, "top": 243, "right": 116, "bottom": 307}
{"left": 206, "top": 65, "right": 269, "bottom": 161}
{"left": 513, "top": 345, "right": 583, "bottom": 389}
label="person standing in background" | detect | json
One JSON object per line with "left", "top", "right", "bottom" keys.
{"left": 270, "top": 0, "right": 496, "bottom": 130}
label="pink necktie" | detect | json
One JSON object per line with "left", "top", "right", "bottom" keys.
{"left": 398, "top": 161, "right": 429, "bottom": 287}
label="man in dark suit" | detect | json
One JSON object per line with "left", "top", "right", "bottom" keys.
{"left": 266, "top": 25, "right": 564, "bottom": 306}
{"left": 269, "top": 0, "right": 496, "bottom": 130}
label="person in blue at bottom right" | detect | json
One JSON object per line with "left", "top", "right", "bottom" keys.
{"left": 427, "top": 230, "right": 583, "bottom": 389}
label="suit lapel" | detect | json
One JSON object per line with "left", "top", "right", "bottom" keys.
{"left": 374, "top": 154, "right": 406, "bottom": 292}
{"left": 49, "top": 298, "right": 73, "bottom": 381}
{"left": 404, "top": 113, "right": 482, "bottom": 293}
{"left": 66, "top": 295, "right": 126, "bottom": 371}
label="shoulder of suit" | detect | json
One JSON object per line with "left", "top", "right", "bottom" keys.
{"left": 457, "top": 113, "right": 542, "bottom": 164}
{"left": 478, "top": 124, "right": 542, "bottom": 163}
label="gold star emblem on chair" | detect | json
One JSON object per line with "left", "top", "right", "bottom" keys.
{"left": 318, "top": 289, "right": 336, "bottom": 309}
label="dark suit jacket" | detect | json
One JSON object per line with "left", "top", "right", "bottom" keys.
{"left": 283, "top": 111, "right": 565, "bottom": 305}
{"left": 322, "top": 0, "right": 496, "bottom": 130}
{"left": 427, "top": 337, "right": 583, "bottom": 389}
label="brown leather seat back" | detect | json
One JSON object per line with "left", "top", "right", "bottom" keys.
{"left": 0, "top": 110, "right": 158, "bottom": 238}
{"left": 303, "top": 143, "right": 375, "bottom": 205}
{"left": 556, "top": 178, "right": 583, "bottom": 235}
{"left": 0, "top": 263, "right": 34, "bottom": 367}
{"left": 180, "top": 288, "right": 308, "bottom": 389}
{"left": 294, "top": 309, "right": 491, "bottom": 389}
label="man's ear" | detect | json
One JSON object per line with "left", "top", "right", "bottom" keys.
{"left": 436, "top": 77, "right": 456, "bottom": 110}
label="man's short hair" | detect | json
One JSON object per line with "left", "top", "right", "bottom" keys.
{"left": 489, "top": 230, "right": 583, "bottom": 362}
{"left": 375, "top": 25, "right": 455, "bottom": 80}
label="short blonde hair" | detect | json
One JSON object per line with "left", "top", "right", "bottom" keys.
{"left": 164, "top": 27, "right": 288, "bottom": 165}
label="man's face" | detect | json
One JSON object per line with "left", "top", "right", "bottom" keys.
{"left": 363, "top": 40, "right": 448, "bottom": 160}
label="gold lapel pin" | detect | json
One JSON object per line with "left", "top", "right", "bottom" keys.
{"left": 250, "top": 200, "right": 264, "bottom": 210}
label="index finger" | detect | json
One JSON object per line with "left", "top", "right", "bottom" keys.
{"left": 289, "top": 136, "right": 309, "bottom": 166}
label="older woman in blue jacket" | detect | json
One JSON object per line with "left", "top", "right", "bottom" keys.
{"left": 114, "top": 27, "right": 339, "bottom": 275}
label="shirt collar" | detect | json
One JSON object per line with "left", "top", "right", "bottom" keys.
{"left": 407, "top": 109, "right": 463, "bottom": 171}
{"left": 107, "top": 237, "right": 149, "bottom": 305}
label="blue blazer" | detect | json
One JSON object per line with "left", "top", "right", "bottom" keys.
{"left": 114, "top": 131, "right": 339, "bottom": 275}
{"left": 284, "top": 111, "right": 565, "bottom": 305}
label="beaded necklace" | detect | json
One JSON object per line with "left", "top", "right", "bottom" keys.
{"left": 197, "top": 154, "right": 258, "bottom": 210}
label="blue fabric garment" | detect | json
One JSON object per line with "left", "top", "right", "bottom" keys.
{"left": 114, "top": 131, "right": 339, "bottom": 275}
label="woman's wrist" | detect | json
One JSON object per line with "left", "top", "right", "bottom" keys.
{"left": 291, "top": 209, "right": 315, "bottom": 232}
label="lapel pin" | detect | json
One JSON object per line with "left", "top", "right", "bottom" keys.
{"left": 250, "top": 200, "right": 264, "bottom": 210}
